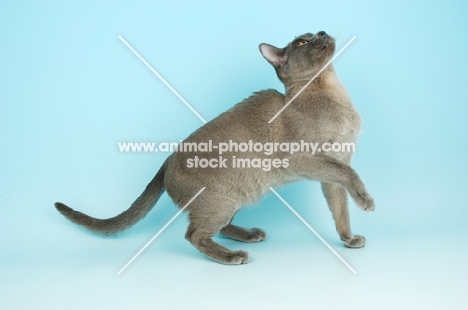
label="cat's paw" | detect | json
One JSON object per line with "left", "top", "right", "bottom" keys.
{"left": 246, "top": 228, "right": 268, "bottom": 242}
{"left": 227, "top": 250, "right": 250, "bottom": 264}
{"left": 349, "top": 187, "right": 375, "bottom": 212}
{"left": 342, "top": 235, "right": 366, "bottom": 248}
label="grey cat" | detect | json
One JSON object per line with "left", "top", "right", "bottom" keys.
{"left": 55, "top": 31, "right": 374, "bottom": 265}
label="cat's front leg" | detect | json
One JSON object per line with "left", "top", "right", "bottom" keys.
{"left": 287, "top": 153, "right": 375, "bottom": 212}
{"left": 321, "top": 182, "right": 366, "bottom": 248}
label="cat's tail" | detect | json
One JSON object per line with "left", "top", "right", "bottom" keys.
{"left": 54, "top": 162, "right": 166, "bottom": 235}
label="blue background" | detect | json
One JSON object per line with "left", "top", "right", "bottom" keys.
{"left": 1, "top": 0, "right": 467, "bottom": 309}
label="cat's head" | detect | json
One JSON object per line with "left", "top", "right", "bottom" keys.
{"left": 259, "top": 31, "right": 335, "bottom": 86}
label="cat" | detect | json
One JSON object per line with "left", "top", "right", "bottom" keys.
{"left": 55, "top": 31, "right": 375, "bottom": 265}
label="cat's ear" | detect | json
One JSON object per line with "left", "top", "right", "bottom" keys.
{"left": 259, "top": 43, "right": 288, "bottom": 68}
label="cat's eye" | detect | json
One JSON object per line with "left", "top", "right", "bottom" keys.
{"left": 297, "top": 40, "right": 308, "bottom": 46}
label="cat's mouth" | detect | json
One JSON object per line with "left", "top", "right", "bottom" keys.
{"left": 319, "top": 38, "right": 335, "bottom": 55}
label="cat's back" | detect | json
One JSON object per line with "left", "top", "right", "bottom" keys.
{"left": 235, "top": 88, "right": 285, "bottom": 109}
{"left": 186, "top": 89, "right": 285, "bottom": 142}
{"left": 218, "top": 88, "right": 285, "bottom": 126}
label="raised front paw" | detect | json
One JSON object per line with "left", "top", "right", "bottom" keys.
{"left": 342, "top": 235, "right": 366, "bottom": 248}
{"left": 350, "top": 187, "right": 375, "bottom": 212}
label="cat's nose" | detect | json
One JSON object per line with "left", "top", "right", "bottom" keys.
{"left": 317, "top": 31, "right": 327, "bottom": 36}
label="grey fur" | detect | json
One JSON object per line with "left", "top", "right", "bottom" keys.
{"left": 55, "top": 31, "right": 374, "bottom": 264}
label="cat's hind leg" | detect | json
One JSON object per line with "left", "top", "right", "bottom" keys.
{"left": 185, "top": 201, "right": 250, "bottom": 265}
{"left": 220, "top": 213, "right": 267, "bottom": 242}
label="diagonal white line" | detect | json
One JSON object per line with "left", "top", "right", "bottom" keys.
{"left": 118, "top": 35, "right": 207, "bottom": 124}
{"left": 268, "top": 36, "right": 356, "bottom": 123}
{"left": 117, "top": 187, "right": 206, "bottom": 275}
{"left": 268, "top": 187, "right": 357, "bottom": 274}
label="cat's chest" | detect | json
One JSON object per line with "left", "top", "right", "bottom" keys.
{"left": 334, "top": 100, "right": 362, "bottom": 142}
{"left": 285, "top": 92, "right": 361, "bottom": 144}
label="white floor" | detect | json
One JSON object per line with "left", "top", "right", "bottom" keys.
{"left": 2, "top": 183, "right": 467, "bottom": 310}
